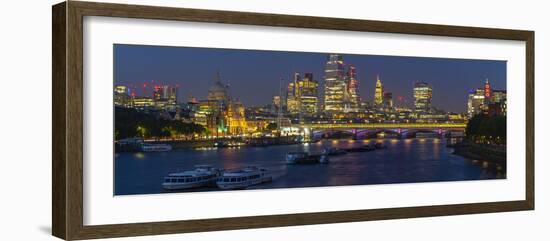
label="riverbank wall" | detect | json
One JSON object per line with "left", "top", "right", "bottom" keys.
{"left": 115, "top": 136, "right": 304, "bottom": 152}
{"left": 450, "top": 141, "right": 506, "bottom": 167}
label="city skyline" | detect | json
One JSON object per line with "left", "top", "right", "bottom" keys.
{"left": 114, "top": 44, "right": 507, "bottom": 113}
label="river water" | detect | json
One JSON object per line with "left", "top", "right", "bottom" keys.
{"left": 114, "top": 138, "right": 505, "bottom": 195}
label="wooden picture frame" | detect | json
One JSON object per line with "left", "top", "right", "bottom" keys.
{"left": 52, "top": 1, "right": 534, "bottom": 240}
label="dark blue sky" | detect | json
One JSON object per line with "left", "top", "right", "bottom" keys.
{"left": 114, "top": 44, "right": 506, "bottom": 113}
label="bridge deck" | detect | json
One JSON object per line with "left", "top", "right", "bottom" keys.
{"left": 296, "top": 123, "right": 467, "bottom": 129}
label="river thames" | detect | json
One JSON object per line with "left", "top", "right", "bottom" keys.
{"left": 114, "top": 138, "right": 505, "bottom": 195}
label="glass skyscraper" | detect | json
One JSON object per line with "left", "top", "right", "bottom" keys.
{"left": 323, "top": 54, "right": 346, "bottom": 113}
{"left": 413, "top": 81, "right": 432, "bottom": 113}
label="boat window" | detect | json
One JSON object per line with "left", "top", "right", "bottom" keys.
{"left": 231, "top": 178, "right": 236, "bottom": 182}
{"left": 178, "top": 178, "right": 184, "bottom": 183}
{"left": 164, "top": 178, "right": 170, "bottom": 183}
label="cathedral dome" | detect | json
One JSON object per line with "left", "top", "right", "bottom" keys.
{"left": 207, "top": 80, "right": 229, "bottom": 102}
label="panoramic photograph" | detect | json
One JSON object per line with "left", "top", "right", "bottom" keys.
{"left": 113, "top": 44, "right": 507, "bottom": 196}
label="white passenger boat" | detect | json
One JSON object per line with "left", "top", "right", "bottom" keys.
{"left": 141, "top": 143, "right": 172, "bottom": 152}
{"left": 216, "top": 166, "right": 272, "bottom": 190}
{"left": 162, "top": 165, "right": 221, "bottom": 190}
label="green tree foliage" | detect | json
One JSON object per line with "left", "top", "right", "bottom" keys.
{"left": 115, "top": 107, "right": 206, "bottom": 140}
{"left": 466, "top": 114, "right": 506, "bottom": 144}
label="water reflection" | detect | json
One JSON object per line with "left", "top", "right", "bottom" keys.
{"left": 115, "top": 138, "right": 504, "bottom": 195}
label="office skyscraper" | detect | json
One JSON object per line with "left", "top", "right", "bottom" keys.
{"left": 323, "top": 54, "right": 346, "bottom": 113}
{"left": 345, "top": 65, "right": 360, "bottom": 112}
{"left": 374, "top": 75, "right": 384, "bottom": 107}
{"left": 413, "top": 81, "right": 432, "bottom": 113}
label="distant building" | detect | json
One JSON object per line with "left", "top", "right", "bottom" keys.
{"left": 323, "top": 54, "right": 346, "bottom": 113}
{"left": 383, "top": 92, "right": 393, "bottom": 109}
{"left": 114, "top": 85, "right": 129, "bottom": 95}
{"left": 344, "top": 65, "right": 360, "bottom": 112}
{"left": 467, "top": 88, "right": 485, "bottom": 118}
{"left": 114, "top": 85, "right": 131, "bottom": 107}
{"left": 132, "top": 96, "right": 155, "bottom": 109}
{"left": 192, "top": 72, "right": 248, "bottom": 136}
{"left": 374, "top": 75, "right": 384, "bottom": 107}
{"left": 484, "top": 78, "right": 491, "bottom": 98}
{"left": 467, "top": 79, "right": 506, "bottom": 118}
{"left": 207, "top": 72, "right": 230, "bottom": 103}
{"left": 226, "top": 99, "right": 247, "bottom": 135}
{"left": 492, "top": 90, "right": 507, "bottom": 103}
{"left": 490, "top": 89, "right": 507, "bottom": 116}
{"left": 413, "top": 81, "right": 432, "bottom": 113}
{"left": 296, "top": 72, "right": 319, "bottom": 116}
{"left": 152, "top": 85, "right": 178, "bottom": 110}
{"left": 286, "top": 77, "right": 299, "bottom": 114}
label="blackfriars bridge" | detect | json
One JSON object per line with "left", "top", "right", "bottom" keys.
{"left": 294, "top": 123, "right": 467, "bottom": 139}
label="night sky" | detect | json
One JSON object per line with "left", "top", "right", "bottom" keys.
{"left": 114, "top": 44, "right": 506, "bottom": 113}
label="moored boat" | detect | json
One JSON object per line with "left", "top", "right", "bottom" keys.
{"left": 216, "top": 166, "right": 272, "bottom": 190}
{"left": 322, "top": 148, "right": 347, "bottom": 156}
{"left": 162, "top": 165, "right": 221, "bottom": 190}
{"left": 141, "top": 143, "right": 172, "bottom": 152}
{"left": 286, "top": 152, "right": 319, "bottom": 164}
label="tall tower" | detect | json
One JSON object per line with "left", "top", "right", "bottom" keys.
{"left": 345, "top": 65, "right": 360, "bottom": 112}
{"left": 413, "top": 81, "right": 432, "bottom": 113}
{"left": 297, "top": 72, "right": 319, "bottom": 116}
{"left": 286, "top": 74, "right": 299, "bottom": 114}
{"left": 484, "top": 78, "right": 491, "bottom": 98}
{"left": 374, "top": 74, "right": 384, "bottom": 106}
{"left": 323, "top": 54, "right": 346, "bottom": 113}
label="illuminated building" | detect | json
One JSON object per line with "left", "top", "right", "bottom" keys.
{"left": 286, "top": 79, "right": 299, "bottom": 114}
{"left": 296, "top": 72, "right": 319, "bottom": 116}
{"left": 374, "top": 75, "right": 383, "bottom": 107}
{"left": 413, "top": 81, "right": 432, "bottom": 113}
{"left": 467, "top": 88, "right": 485, "bottom": 118}
{"left": 492, "top": 90, "right": 506, "bottom": 103}
{"left": 153, "top": 86, "right": 162, "bottom": 100}
{"left": 114, "top": 85, "right": 131, "bottom": 107}
{"left": 383, "top": 92, "right": 393, "bottom": 109}
{"left": 193, "top": 72, "right": 248, "bottom": 136}
{"left": 323, "top": 54, "right": 346, "bottom": 113}
{"left": 132, "top": 96, "right": 155, "bottom": 109}
{"left": 193, "top": 100, "right": 216, "bottom": 127}
{"left": 153, "top": 85, "right": 178, "bottom": 110}
{"left": 467, "top": 78, "right": 506, "bottom": 118}
{"left": 448, "top": 113, "right": 466, "bottom": 122}
{"left": 114, "top": 85, "right": 129, "bottom": 95}
{"left": 484, "top": 78, "right": 491, "bottom": 98}
{"left": 417, "top": 113, "right": 447, "bottom": 123}
{"left": 491, "top": 90, "right": 507, "bottom": 115}
{"left": 344, "top": 65, "right": 360, "bottom": 112}
{"left": 226, "top": 99, "right": 247, "bottom": 135}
